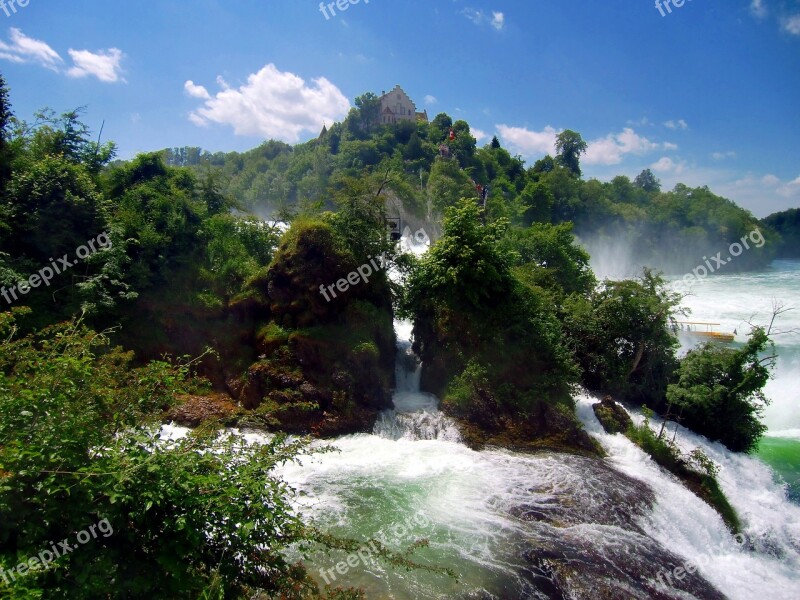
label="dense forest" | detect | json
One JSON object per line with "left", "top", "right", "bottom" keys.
{"left": 763, "top": 208, "right": 800, "bottom": 258}
{"left": 0, "top": 76, "right": 783, "bottom": 598}
{"left": 159, "top": 92, "right": 779, "bottom": 275}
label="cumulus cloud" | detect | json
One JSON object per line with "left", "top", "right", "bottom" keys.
{"left": 0, "top": 28, "right": 125, "bottom": 83}
{"left": 650, "top": 156, "right": 685, "bottom": 174}
{"left": 66, "top": 48, "right": 125, "bottom": 83}
{"left": 424, "top": 94, "right": 437, "bottom": 105}
{"left": 750, "top": 0, "right": 767, "bottom": 19}
{"left": 184, "top": 80, "right": 211, "bottom": 100}
{"left": 185, "top": 64, "right": 351, "bottom": 143}
{"left": 496, "top": 124, "right": 558, "bottom": 156}
{"left": 664, "top": 119, "right": 689, "bottom": 130}
{"left": 783, "top": 14, "right": 800, "bottom": 35}
{"left": 0, "top": 28, "right": 62, "bottom": 70}
{"left": 461, "top": 8, "right": 505, "bottom": 30}
{"left": 584, "top": 128, "right": 660, "bottom": 166}
{"left": 471, "top": 128, "right": 487, "bottom": 142}
{"left": 762, "top": 174, "right": 781, "bottom": 186}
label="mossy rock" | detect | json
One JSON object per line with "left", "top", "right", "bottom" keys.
{"left": 592, "top": 396, "right": 633, "bottom": 435}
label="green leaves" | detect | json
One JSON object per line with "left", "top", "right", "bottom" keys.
{"left": 666, "top": 327, "right": 775, "bottom": 453}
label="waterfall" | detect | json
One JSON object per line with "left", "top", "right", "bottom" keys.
{"left": 576, "top": 394, "right": 800, "bottom": 599}
{"left": 372, "top": 319, "right": 462, "bottom": 442}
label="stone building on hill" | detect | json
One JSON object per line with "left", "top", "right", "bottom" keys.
{"left": 378, "top": 85, "right": 428, "bottom": 125}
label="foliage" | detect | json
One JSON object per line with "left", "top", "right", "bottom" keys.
{"left": 501, "top": 222, "right": 596, "bottom": 296}
{"left": 401, "top": 199, "right": 579, "bottom": 428}
{"left": 666, "top": 327, "right": 775, "bottom": 453}
{"left": 563, "top": 269, "right": 681, "bottom": 409}
{"left": 0, "top": 310, "right": 386, "bottom": 599}
{"left": 762, "top": 208, "right": 800, "bottom": 258}
{"left": 555, "top": 130, "right": 587, "bottom": 178}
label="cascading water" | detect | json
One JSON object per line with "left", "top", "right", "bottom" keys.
{"left": 671, "top": 259, "right": 800, "bottom": 502}
{"left": 372, "top": 319, "right": 461, "bottom": 442}
{"left": 163, "top": 238, "right": 800, "bottom": 598}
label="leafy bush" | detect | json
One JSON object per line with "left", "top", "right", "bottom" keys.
{"left": 0, "top": 309, "right": 333, "bottom": 598}
{"left": 666, "top": 327, "right": 775, "bottom": 453}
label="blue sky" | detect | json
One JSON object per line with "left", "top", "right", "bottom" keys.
{"left": 0, "top": 0, "right": 798, "bottom": 216}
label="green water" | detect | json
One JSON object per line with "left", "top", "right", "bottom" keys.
{"left": 758, "top": 437, "right": 800, "bottom": 503}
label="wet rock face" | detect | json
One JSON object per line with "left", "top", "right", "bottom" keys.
{"left": 592, "top": 396, "right": 633, "bottom": 435}
{"left": 508, "top": 455, "right": 727, "bottom": 600}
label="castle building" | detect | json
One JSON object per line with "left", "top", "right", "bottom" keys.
{"left": 378, "top": 85, "right": 429, "bottom": 125}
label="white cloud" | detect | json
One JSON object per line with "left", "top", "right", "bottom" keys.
{"left": 471, "top": 128, "right": 487, "bottom": 142}
{"left": 729, "top": 173, "right": 800, "bottom": 207}
{"left": 712, "top": 151, "right": 737, "bottom": 161}
{"left": 663, "top": 142, "right": 679, "bottom": 151}
{"left": 66, "top": 48, "right": 125, "bottom": 83}
{"left": 584, "top": 128, "right": 659, "bottom": 166}
{"left": 0, "top": 28, "right": 124, "bottom": 83}
{"left": 750, "top": 0, "right": 767, "bottom": 19}
{"left": 664, "top": 119, "right": 689, "bottom": 131}
{"left": 424, "top": 94, "right": 437, "bottom": 105}
{"left": 783, "top": 14, "right": 800, "bottom": 35}
{"left": 491, "top": 11, "right": 505, "bottom": 30}
{"left": 650, "top": 156, "right": 685, "bottom": 174}
{"left": 496, "top": 124, "right": 558, "bottom": 156}
{"left": 186, "top": 64, "right": 351, "bottom": 143}
{"left": 778, "top": 175, "right": 800, "bottom": 196}
{"left": 461, "top": 8, "right": 505, "bottom": 30}
{"left": 0, "top": 28, "right": 62, "bottom": 71}
{"left": 184, "top": 80, "right": 211, "bottom": 100}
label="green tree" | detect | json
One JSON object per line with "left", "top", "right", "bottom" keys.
{"left": 0, "top": 73, "right": 13, "bottom": 196}
{"left": 352, "top": 92, "right": 381, "bottom": 137}
{"left": 564, "top": 269, "right": 681, "bottom": 409}
{"left": 504, "top": 222, "right": 596, "bottom": 296}
{"left": 666, "top": 327, "right": 775, "bottom": 453}
{"left": 555, "top": 130, "right": 587, "bottom": 178}
{"left": 634, "top": 168, "right": 661, "bottom": 193}
{"left": 0, "top": 310, "right": 330, "bottom": 598}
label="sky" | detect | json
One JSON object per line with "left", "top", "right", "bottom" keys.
{"left": 0, "top": 0, "right": 798, "bottom": 217}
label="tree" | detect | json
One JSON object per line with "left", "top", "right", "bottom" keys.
{"left": 563, "top": 269, "right": 681, "bottom": 408}
{"left": 531, "top": 155, "right": 556, "bottom": 178}
{"left": 353, "top": 92, "right": 381, "bottom": 136}
{"left": 555, "top": 130, "right": 587, "bottom": 178}
{"left": 634, "top": 168, "right": 661, "bottom": 193}
{"left": 490, "top": 135, "right": 501, "bottom": 149}
{"left": 666, "top": 327, "right": 775, "bottom": 453}
{"left": 428, "top": 113, "right": 453, "bottom": 143}
{"left": 0, "top": 311, "right": 328, "bottom": 598}
{"left": 0, "top": 73, "right": 12, "bottom": 195}
{"left": 504, "top": 222, "right": 596, "bottom": 296}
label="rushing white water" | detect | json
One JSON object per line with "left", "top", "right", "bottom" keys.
{"left": 671, "top": 260, "right": 800, "bottom": 432}
{"left": 576, "top": 396, "right": 800, "bottom": 600}
{"left": 272, "top": 307, "right": 800, "bottom": 598}
{"left": 372, "top": 319, "right": 461, "bottom": 443}
{"left": 160, "top": 244, "right": 800, "bottom": 597}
